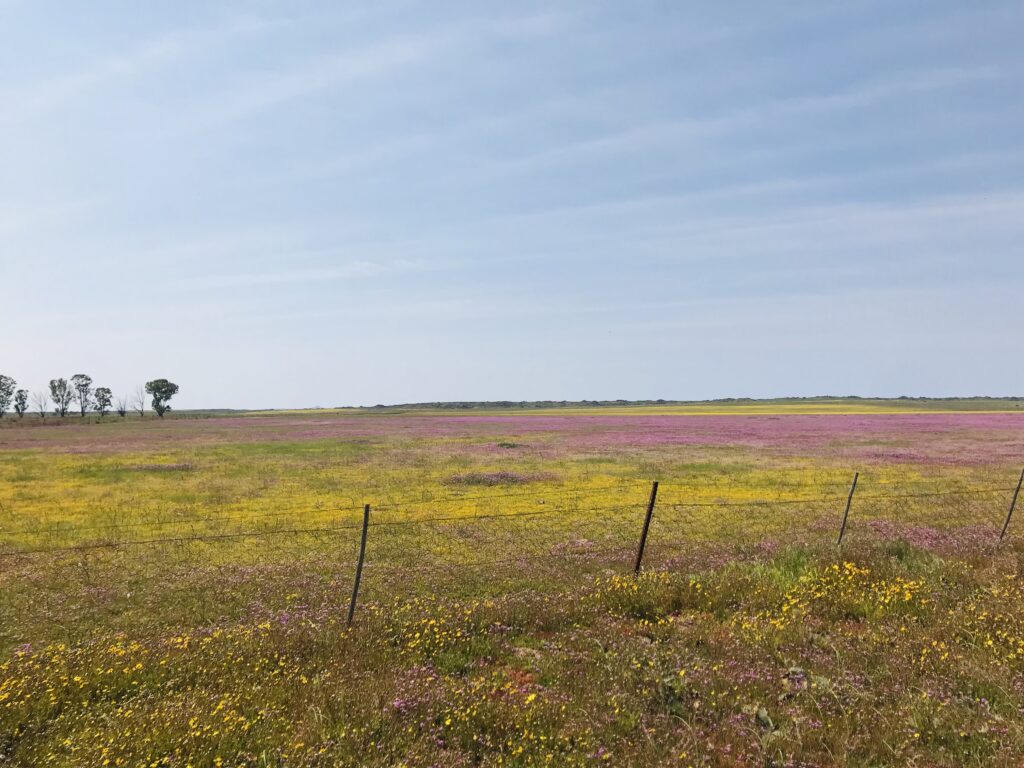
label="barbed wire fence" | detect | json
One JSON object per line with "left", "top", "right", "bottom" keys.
{"left": 0, "top": 468, "right": 1022, "bottom": 625}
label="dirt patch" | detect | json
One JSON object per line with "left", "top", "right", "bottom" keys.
{"left": 445, "top": 471, "right": 550, "bottom": 486}
{"left": 125, "top": 463, "right": 195, "bottom": 472}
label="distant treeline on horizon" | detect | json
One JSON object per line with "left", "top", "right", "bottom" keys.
{"left": 238, "top": 396, "right": 1023, "bottom": 413}
{"left": 14, "top": 396, "right": 1019, "bottom": 419}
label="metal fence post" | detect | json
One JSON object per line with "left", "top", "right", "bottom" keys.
{"left": 999, "top": 468, "right": 1024, "bottom": 543}
{"left": 836, "top": 472, "right": 859, "bottom": 546}
{"left": 633, "top": 481, "right": 659, "bottom": 575}
{"left": 347, "top": 504, "right": 370, "bottom": 626}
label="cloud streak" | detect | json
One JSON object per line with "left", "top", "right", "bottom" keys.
{"left": 0, "top": 14, "right": 287, "bottom": 125}
{"left": 188, "top": 257, "right": 457, "bottom": 288}
{"left": 172, "top": 11, "right": 567, "bottom": 133}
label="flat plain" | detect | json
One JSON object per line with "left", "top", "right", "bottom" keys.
{"left": 2, "top": 403, "right": 1024, "bottom": 766}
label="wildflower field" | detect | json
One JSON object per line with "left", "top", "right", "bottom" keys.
{"left": 2, "top": 404, "right": 1024, "bottom": 766}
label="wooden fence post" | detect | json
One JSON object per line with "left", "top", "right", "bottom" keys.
{"left": 836, "top": 472, "right": 859, "bottom": 546}
{"left": 633, "top": 481, "right": 659, "bottom": 575}
{"left": 999, "top": 468, "right": 1024, "bottom": 543}
{"left": 347, "top": 504, "right": 370, "bottom": 626}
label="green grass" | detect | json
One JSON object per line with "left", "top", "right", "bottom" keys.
{"left": 3, "top": 542, "right": 1024, "bottom": 766}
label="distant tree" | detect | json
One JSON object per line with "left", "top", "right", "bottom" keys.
{"left": 33, "top": 391, "right": 49, "bottom": 419}
{"left": 13, "top": 389, "right": 29, "bottom": 418}
{"left": 94, "top": 387, "right": 113, "bottom": 417}
{"left": 0, "top": 375, "right": 15, "bottom": 417}
{"left": 145, "top": 379, "right": 179, "bottom": 418}
{"left": 115, "top": 395, "right": 129, "bottom": 418}
{"left": 132, "top": 385, "right": 147, "bottom": 418}
{"left": 49, "top": 378, "right": 72, "bottom": 417}
{"left": 70, "top": 374, "right": 93, "bottom": 417}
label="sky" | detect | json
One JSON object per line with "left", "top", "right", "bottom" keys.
{"left": 1, "top": 1, "right": 1022, "bottom": 408}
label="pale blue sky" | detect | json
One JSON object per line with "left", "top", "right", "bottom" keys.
{"left": 1, "top": 1, "right": 1022, "bottom": 408}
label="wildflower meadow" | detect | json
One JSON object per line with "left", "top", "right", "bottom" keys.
{"left": 2, "top": 403, "right": 1024, "bottom": 766}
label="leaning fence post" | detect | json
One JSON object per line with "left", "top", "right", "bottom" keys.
{"left": 347, "top": 504, "right": 370, "bottom": 626}
{"left": 633, "top": 481, "right": 659, "bottom": 575}
{"left": 836, "top": 472, "right": 859, "bottom": 546}
{"left": 999, "top": 468, "right": 1024, "bottom": 543}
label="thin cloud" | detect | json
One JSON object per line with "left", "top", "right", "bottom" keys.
{"left": 458, "top": 66, "right": 1006, "bottom": 182}
{"left": 176, "top": 12, "right": 567, "bottom": 133}
{"left": 0, "top": 15, "right": 287, "bottom": 124}
{"left": 0, "top": 197, "right": 100, "bottom": 237}
{"left": 185, "top": 257, "right": 462, "bottom": 289}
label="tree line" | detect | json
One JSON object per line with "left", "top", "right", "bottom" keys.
{"left": 0, "top": 376, "right": 178, "bottom": 419}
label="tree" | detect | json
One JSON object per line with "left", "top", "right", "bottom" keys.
{"left": 132, "top": 385, "right": 147, "bottom": 418}
{"left": 13, "top": 389, "right": 28, "bottom": 418}
{"left": 0, "top": 375, "right": 15, "bottom": 417}
{"left": 70, "top": 374, "right": 93, "bottom": 417}
{"left": 94, "top": 387, "right": 113, "bottom": 417}
{"left": 115, "top": 395, "right": 129, "bottom": 418}
{"left": 145, "top": 379, "right": 179, "bottom": 418}
{"left": 33, "top": 391, "right": 49, "bottom": 419}
{"left": 49, "top": 379, "right": 73, "bottom": 417}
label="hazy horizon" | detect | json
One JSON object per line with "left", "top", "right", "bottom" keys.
{"left": 3, "top": 2, "right": 1022, "bottom": 409}
{"left": 73, "top": 394, "right": 1024, "bottom": 413}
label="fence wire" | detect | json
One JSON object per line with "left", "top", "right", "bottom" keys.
{"left": 2, "top": 473, "right": 1022, "bottom": 592}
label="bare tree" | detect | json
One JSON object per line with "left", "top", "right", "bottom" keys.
{"left": 132, "top": 385, "right": 147, "bottom": 417}
{"left": 33, "top": 391, "right": 49, "bottom": 419}
{"left": 115, "top": 395, "right": 129, "bottom": 418}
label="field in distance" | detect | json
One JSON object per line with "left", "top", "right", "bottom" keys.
{"left": 243, "top": 395, "right": 1024, "bottom": 416}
